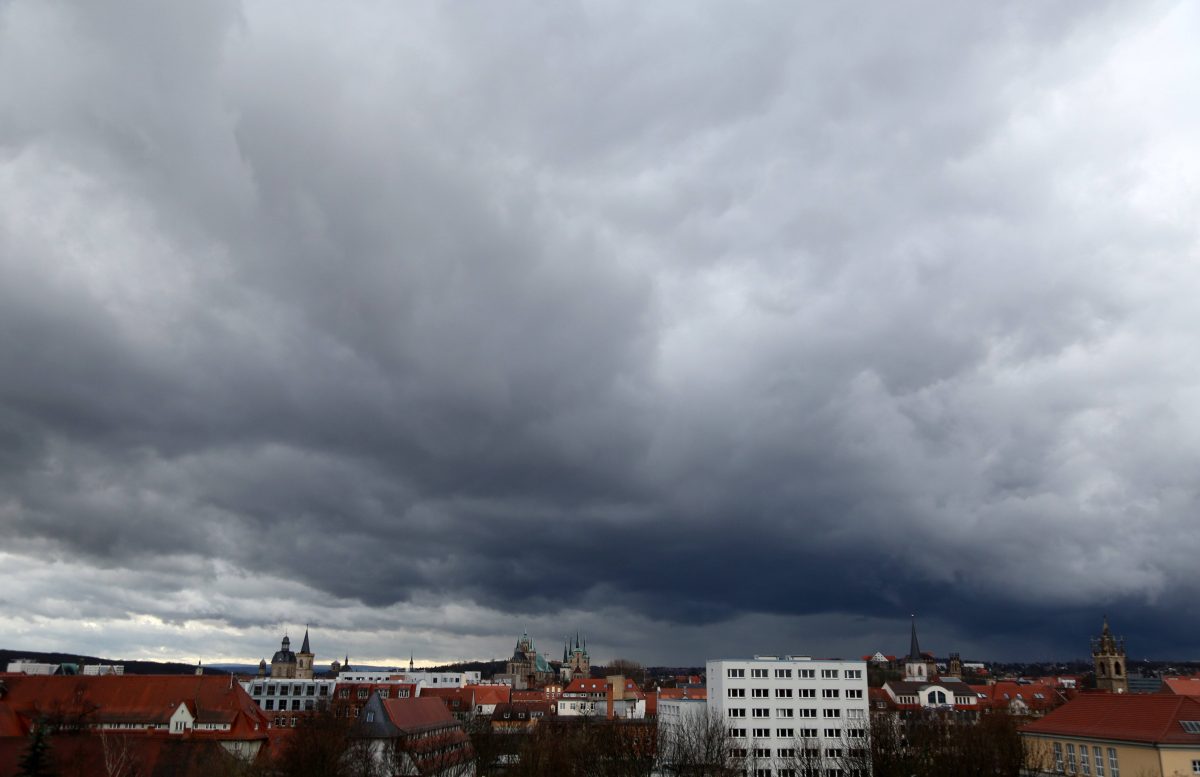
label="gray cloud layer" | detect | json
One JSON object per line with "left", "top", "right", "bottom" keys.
{"left": 2, "top": 0, "right": 1199, "bottom": 664}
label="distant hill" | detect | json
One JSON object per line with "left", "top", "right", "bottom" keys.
{"left": 0, "top": 648, "right": 228, "bottom": 676}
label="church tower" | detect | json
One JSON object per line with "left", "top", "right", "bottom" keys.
{"left": 903, "top": 616, "right": 934, "bottom": 681}
{"left": 271, "top": 634, "right": 297, "bottom": 678}
{"left": 296, "top": 628, "right": 315, "bottom": 680}
{"left": 1092, "top": 616, "right": 1127, "bottom": 693}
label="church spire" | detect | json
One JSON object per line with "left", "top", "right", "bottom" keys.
{"left": 300, "top": 627, "right": 311, "bottom": 655}
{"left": 908, "top": 615, "right": 922, "bottom": 661}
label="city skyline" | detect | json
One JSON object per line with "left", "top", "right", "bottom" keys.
{"left": 2, "top": 1, "right": 1200, "bottom": 666}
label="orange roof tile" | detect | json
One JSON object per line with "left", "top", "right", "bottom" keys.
{"left": 1022, "top": 694, "right": 1200, "bottom": 744}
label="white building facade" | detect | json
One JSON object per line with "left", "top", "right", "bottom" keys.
{"left": 707, "top": 655, "right": 870, "bottom": 777}
{"left": 241, "top": 677, "right": 337, "bottom": 715}
{"left": 338, "top": 670, "right": 481, "bottom": 687}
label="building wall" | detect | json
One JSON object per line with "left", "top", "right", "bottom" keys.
{"left": 1156, "top": 747, "right": 1200, "bottom": 777}
{"left": 1023, "top": 734, "right": 1181, "bottom": 777}
{"left": 241, "top": 678, "right": 337, "bottom": 714}
{"left": 707, "top": 656, "right": 869, "bottom": 772}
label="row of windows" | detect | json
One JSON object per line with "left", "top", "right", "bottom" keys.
{"left": 727, "top": 708, "right": 849, "bottom": 719}
{"left": 728, "top": 688, "right": 864, "bottom": 699}
{"left": 251, "top": 684, "right": 331, "bottom": 697}
{"left": 727, "top": 726, "right": 865, "bottom": 740}
{"left": 728, "top": 668, "right": 862, "bottom": 680}
{"left": 264, "top": 699, "right": 313, "bottom": 711}
{"left": 1052, "top": 743, "right": 1118, "bottom": 776}
{"left": 745, "top": 764, "right": 866, "bottom": 776}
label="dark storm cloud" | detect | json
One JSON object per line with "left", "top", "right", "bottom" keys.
{"left": 1, "top": 0, "right": 1199, "bottom": 664}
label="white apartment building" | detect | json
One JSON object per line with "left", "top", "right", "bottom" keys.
{"left": 707, "top": 655, "right": 870, "bottom": 777}
{"left": 337, "top": 670, "right": 481, "bottom": 687}
{"left": 241, "top": 677, "right": 337, "bottom": 715}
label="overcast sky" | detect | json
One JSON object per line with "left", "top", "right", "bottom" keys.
{"left": 2, "top": 0, "right": 1199, "bottom": 669}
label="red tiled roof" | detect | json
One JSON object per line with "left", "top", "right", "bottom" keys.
{"left": 1163, "top": 676, "right": 1200, "bottom": 697}
{"left": 511, "top": 690, "right": 546, "bottom": 702}
{"left": 563, "top": 678, "right": 607, "bottom": 694}
{"left": 972, "top": 682, "right": 1064, "bottom": 712}
{"left": 0, "top": 675, "right": 268, "bottom": 739}
{"left": 1022, "top": 694, "right": 1200, "bottom": 744}
{"left": 381, "top": 697, "right": 460, "bottom": 733}
{"left": 465, "top": 685, "right": 510, "bottom": 706}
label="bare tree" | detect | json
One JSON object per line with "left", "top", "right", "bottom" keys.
{"left": 655, "top": 708, "right": 742, "bottom": 776}
{"left": 98, "top": 730, "right": 137, "bottom": 777}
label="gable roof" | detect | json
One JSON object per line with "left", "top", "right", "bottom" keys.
{"left": 0, "top": 675, "right": 268, "bottom": 739}
{"left": 562, "top": 678, "right": 607, "bottom": 694}
{"left": 465, "top": 685, "right": 510, "bottom": 706}
{"left": 1022, "top": 693, "right": 1200, "bottom": 744}
{"left": 972, "top": 682, "right": 1065, "bottom": 712}
{"left": 380, "top": 697, "right": 460, "bottom": 733}
{"left": 1162, "top": 676, "right": 1200, "bottom": 697}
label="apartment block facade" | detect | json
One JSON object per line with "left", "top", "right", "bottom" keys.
{"left": 708, "top": 655, "right": 870, "bottom": 777}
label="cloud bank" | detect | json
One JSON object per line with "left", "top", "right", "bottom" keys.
{"left": 1, "top": 0, "right": 1199, "bottom": 664}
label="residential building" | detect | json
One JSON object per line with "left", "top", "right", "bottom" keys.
{"left": 969, "top": 682, "right": 1066, "bottom": 717}
{"left": 491, "top": 701, "right": 553, "bottom": 733}
{"left": 647, "top": 686, "right": 707, "bottom": 718}
{"left": 880, "top": 678, "right": 980, "bottom": 717}
{"left": 241, "top": 676, "right": 337, "bottom": 721}
{"left": 0, "top": 674, "right": 271, "bottom": 768}
{"left": 423, "top": 687, "right": 478, "bottom": 721}
{"left": 467, "top": 684, "right": 511, "bottom": 717}
{"left": 707, "top": 655, "right": 870, "bottom": 776}
{"left": 557, "top": 677, "right": 608, "bottom": 718}
{"left": 356, "top": 696, "right": 475, "bottom": 776}
{"left": 333, "top": 682, "right": 418, "bottom": 723}
{"left": 1021, "top": 693, "right": 1200, "bottom": 777}
{"left": 4, "top": 661, "right": 67, "bottom": 676}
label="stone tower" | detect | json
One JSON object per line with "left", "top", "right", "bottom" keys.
{"left": 270, "top": 634, "right": 297, "bottom": 678}
{"left": 296, "top": 628, "right": 315, "bottom": 680}
{"left": 1092, "top": 616, "right": 1127, "bottom": 693}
